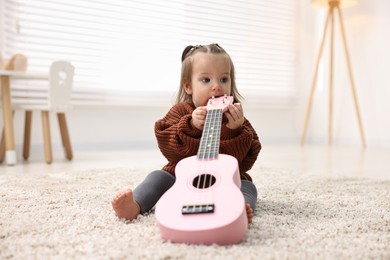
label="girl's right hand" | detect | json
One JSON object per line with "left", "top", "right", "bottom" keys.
{"left": 191, "top": 106, "right": 207, "bottom": 130}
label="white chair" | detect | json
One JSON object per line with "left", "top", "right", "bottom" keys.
{"left": 1, "top": 61, "right": 75, "bottom": 164}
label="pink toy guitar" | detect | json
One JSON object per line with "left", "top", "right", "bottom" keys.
{"left": 155, "top": 95, "right": 247, "bottom": 245}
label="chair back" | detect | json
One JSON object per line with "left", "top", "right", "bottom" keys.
{"left": 49, "top": 61, "right": 74, "bottom": 111}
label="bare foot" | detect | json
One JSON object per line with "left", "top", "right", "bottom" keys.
{"left": 112, "top": 189, "right": 141, "bottom": 221}
{"left": 246, "top": 203, "right": 254, "bottom": 224}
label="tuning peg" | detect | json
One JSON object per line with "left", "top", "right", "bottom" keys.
{"left": 222, "top": 94, "right": 227, "bottom": 104}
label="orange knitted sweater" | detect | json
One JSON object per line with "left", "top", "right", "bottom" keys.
{"left": 154, "top": 102, "right": 261, "bottom": 181}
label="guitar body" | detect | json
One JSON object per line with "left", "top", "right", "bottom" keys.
{"left": 155, "top": 154, "right": 248, "bottom": 245}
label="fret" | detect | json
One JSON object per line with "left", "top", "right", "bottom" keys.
{"left": 197, "top": 109, "right": 223, "bottom": 159}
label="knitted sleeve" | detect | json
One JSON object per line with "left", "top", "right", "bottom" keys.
{"left": 155, "top": 102, "right": 202, "bottom": 164}
{"left": 219, "top": 118, "right": 261, "bottom": 181}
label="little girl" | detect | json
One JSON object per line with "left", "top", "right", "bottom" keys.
{"left": 112, "top": 43, "right": 261, "bottom": 223}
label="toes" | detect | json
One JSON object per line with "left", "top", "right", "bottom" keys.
{"left": 112, "top": 191, "right": 125, "bottom": 204}
{"left": 112, "top": 189, "right": 133, "bottom": 205}
{"left": 112, "top": 196, "right": 119, "bottom": 205}
{"left": 123, "top": 190, "right": 132, "bottom": 197}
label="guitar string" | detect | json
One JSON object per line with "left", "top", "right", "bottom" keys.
{"left": 200, "top": 108, "right": 213, "bottom": 192}
{"left": 195, "top": 107, "right": 214, "bottom": 211}
{"left": 211, "top": 110, "right": 222, "bottom": 188}
{"left": 210, "top": 109, "right": 222, "bottom": 204}
{"left": 198, "top": 109, "right": 212, "bottom": 188}
{"left": 201, "top": 108, "right": 214, "bottom": 209}
{"left": 205, "top": 109, "right": 216, "bottom": 188}
{"left": 194, "top": 99, "right": 227, "bottom": 212}
{"left": 194, "top": 107, "right": 212, "bottom": 212}
{"left": 203, "top": 108, "right": 220, "bottom": 208}
{"left": 197, "top": 108, "right": 208, "bottom": 188}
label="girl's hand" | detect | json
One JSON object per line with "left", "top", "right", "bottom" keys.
{"left": 225, "top": 103, "right": 244, "bottom": 129}
{"left": 191, "top": 106, "right": 207, "bottom": 130}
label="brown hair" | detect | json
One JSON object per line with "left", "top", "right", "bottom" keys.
{"left": 176, "top": 43, "right": 243, "bottom": 104}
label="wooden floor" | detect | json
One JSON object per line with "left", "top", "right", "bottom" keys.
{"left": 1, "top": 145, "right": 390, "bottom": 180}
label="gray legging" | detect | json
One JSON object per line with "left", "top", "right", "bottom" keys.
{"left": 133, "top": 170, "right": 258, "bottom": 214}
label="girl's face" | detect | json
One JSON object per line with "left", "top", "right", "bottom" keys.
{"left": 185, "top": 52, "right": 232, "bottom": 107}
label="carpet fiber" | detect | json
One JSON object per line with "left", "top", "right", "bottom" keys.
{"left": 1, "top": 166, "right": 389, "bottom": 259}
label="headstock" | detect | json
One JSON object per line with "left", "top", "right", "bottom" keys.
{"left": 206, "top": 95, "right": 234, "bottom": 112}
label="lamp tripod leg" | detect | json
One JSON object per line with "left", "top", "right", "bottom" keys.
{"left": 329, "top": 6, "right": 335, "bottom": 145}
{"left": 301, "top": 8, "right": 332, "bottom": 146}
{"left": 336, "top": 6, "right": 366, "bottom": 148}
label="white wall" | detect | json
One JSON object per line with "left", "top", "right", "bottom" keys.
{"left": 297, "top": 0, "right": 390, "bottom": 147}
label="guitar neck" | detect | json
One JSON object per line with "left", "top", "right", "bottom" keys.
{"left": 197, "top": 108, "right": 223, "bottom": 159}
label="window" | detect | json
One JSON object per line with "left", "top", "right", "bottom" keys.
{"left": 1, "top": 0, "right": 297, "bottom": 106}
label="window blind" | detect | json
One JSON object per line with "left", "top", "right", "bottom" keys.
{"left": 1, "top": 0, "right": 297, "bottom": 107}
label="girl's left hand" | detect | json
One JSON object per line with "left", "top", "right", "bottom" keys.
{"left": 225, "top": 103, "right": 244, "bottom": 129}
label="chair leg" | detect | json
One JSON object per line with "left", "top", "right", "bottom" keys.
{"left": 0, "top": 129, "right": 5, "bottom": 163}
{"left": 0, "top": 111, "right": 15, "bottom": 163}
{"left": 23, "top": 111, "right": 33, "bottom": 160}
{"left": 41, "top": 111, "right": 53, "bottom": 164}
{"left": 57, "top": 113, "right": 73, "bottom": 160}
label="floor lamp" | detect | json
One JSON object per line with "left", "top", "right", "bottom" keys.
{"left": 301, "top": 0, "right": 366, "bottom": 147}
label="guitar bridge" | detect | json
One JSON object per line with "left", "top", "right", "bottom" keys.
{"left": 182, "top": 204, "right": 215, "bottom": 215}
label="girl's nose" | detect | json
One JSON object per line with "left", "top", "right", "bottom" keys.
{"left": 211, "top": 82, "right": 221, "bottom": 92}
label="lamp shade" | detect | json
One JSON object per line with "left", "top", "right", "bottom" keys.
{"left": 311, "top": 0, "right": 359, "bottom": 8}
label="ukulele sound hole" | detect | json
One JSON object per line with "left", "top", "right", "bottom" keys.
{"left": 192, "top": 174, "right": 216, "bottom": 189}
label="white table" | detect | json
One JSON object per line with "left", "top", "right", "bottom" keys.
{"left": 0, "top": 70, "right": 48, "bottom": 165}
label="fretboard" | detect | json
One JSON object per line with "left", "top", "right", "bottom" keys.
{"left": 197, "top": 109, "right": 223, "bottom": 159}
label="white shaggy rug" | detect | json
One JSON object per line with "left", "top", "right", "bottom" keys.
{"left": 1, "top": 166, "right": 389, "bottom": 259}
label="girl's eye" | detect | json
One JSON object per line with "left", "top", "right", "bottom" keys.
{"left": 202, "top": 78, "right": 211, "bottom": 83}
{"left": 220, "top": 77, "right": 229, "bottom": 83}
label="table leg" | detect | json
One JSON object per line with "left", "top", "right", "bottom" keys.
{"left": 1, "top": 76, "right": 17, "bottom": 165}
